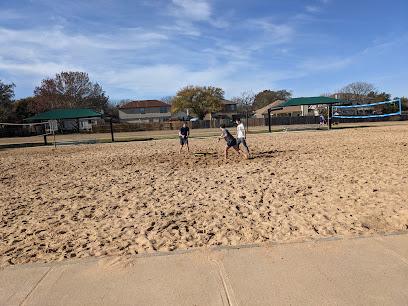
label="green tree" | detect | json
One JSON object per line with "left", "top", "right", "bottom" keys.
{"left": 394, "top": 97, "right": 408, "bottom": 111}
{"left": 171, "top": 85, "right": 224, "bottom": 120}
{"left": 367, "top": 91, "right": 391, "bottom": 102}
{"left": 253, "top": 89, "right": 292, "bottom": 110}
{"left": 12, "top": 97, "right": 35, "bottom": 123}
{"left": 0, "top": 80, "right": 16, "bottom": 122}
{"left": 30, "top": 71, "right": 109, "bottom": 114}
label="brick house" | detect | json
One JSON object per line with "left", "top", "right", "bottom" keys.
{"left": 203, "top": 99, "right": 239, "bottom": 120}
{"left": 254, "top": 100, "right": 312, "bottom": 118}
{"left": 118, "top": 100, "right": 171, "bottom": 123}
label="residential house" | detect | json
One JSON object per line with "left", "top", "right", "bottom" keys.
{"left": 171, "top": 110, "right": 189, "bottom": 121}
{"left": 118, "top": 100, "right": 171, "bottom": 123}
{"left": 203, "top": 99, "right": 239, "bottom": 120}
{"left": 254, "top": 100, "right": 310, "bottom": 118}
{"left": 171, "top": 99, "right": 239, "bottom": 121}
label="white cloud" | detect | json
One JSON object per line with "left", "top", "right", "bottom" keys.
{"left": 0, "top": 56, "right": 82, "bottom": 76}
{"left": 209, "top": 18, "right": 229, "bottom": 29}
{"left": 0, "top": 26, "right": 167, "bottom": 54}
{"left": 363, "top": 34, "right": 408, "bottom": 55}
{"left": 246, "top": 19, "right": 294, "bottom": 44}
{"left": 299, "top": 57, "right": 352, "bottom": 72}
{"left": 160, "top": 21, "right": 201, "bottom": 36}
{"left": 171, "top": 0, "right": 211, "bottom": 21}
{"left": 306, "top": 6, "right": 320, "bottom": 13}
{"left": 164, "top": 0, "right": 228, "bottom": 33}
{"left": 1, "top": 10, "right": 23, "bottom": 20}
{"left": 100, "top": 63, "right": 236, "bottom": 97}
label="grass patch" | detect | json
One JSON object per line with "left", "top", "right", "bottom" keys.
{"left": 248, "top": 129, "right": 284, "bottom": 134}
{"left": 0, "top": 142, "right": 48, "bottom": 150}
{"left": 97, "top": 137, "right": 154, "bottom": 143}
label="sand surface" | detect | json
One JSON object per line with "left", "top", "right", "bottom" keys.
{"left": 1, "top": 125, "right": 408, "bottom": 267}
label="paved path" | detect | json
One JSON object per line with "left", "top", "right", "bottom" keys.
{"left": 1, "top": 232, "right": 407, "bottom": 305}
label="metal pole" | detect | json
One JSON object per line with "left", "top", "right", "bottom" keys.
{"left": 53, "top": 129, "right": 56, "bottom": 148}
{"left": 110, "top": 118, "right": 114, "bottom": 142}
{"left": 327, "top": 105, "right": 331, "bottom": 130}
{"left": 268, "top": 109, "right": 271, "bottom": 133}
{"left": 246, "top": 103, "right": 249, "bottom": 132}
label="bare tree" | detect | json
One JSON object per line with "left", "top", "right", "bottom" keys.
{"left": 337, "top": 82, "right": 377, "bottom": 104}
{"left": 231, "top": 90, "right": 255, "bottom": 119}
{"left": 161, "top": 96, "right": 175, "bottom": 105}
{"left": 117, "top": 99, "right": 132, "bottom": 107}
{"left": 30, "top": 71, "right": 109, "bottom": 114}
{"left": 319, "top": 92, "right": 333, "bottom": 98}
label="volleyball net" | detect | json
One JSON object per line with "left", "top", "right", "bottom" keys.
{"left": 332, "top": 99, "right": 401, "bottom": 119}
{"left": 0, "top": 121, "right": 54, "bottom": 138}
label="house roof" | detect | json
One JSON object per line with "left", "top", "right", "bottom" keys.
{"left": 255, "top": 100, "right": 286, "bottom": 115}
{"left": 119, "top": 100, "right": 170, "bottom": 109}
{"left": 25, "top": 109, "right": 103, "bottom": 120}
{"left": 276, "top": 96, "right": 349, "bottom": 107}
{"left": 221, "top": 99, "right": 235, "bottom": 105}
{"left": 255, "top": 100, "right": 303, "bottom": 115}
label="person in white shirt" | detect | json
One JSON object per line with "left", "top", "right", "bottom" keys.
{"left": 235, "top": 118, "right": 250, "bottom": 156}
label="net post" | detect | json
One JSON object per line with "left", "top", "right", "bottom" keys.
{"left": 328, "top": 105, "right": 332, "bottom": 130}
{"left": 110, "top": 118, "right": 114, "bottom": 142}
{"left": 43, "top": 134, "right": 47, "bottom": 145}
{"left": 53, "top": 128, "right": 56, "bottom": 148}
{"left": 268, "top": 109, "right": 271, "bottom": 133}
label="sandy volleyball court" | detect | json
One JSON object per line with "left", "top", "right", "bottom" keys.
{"left": 1, "top": 124, "right": 408, "bottom": 267}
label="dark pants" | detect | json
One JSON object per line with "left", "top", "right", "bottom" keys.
{"left": 237, "top": 137, "right": 249, "bottom": 153}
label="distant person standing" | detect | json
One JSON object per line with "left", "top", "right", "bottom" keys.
{"left": 218, "top": 124, "right": 248, "bottom": 160}
{"left": 179, "top": 121, "right": 190, "bottom": 154}
{"left": 320, "top": 115, "right": 325, "bottom": 126}
{"left": 235, "top": 118, "right": 250, "bottom": 156}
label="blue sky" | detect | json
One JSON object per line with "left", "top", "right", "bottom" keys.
{"left": 1, "top": 0, "right": 407, "bottom": 102}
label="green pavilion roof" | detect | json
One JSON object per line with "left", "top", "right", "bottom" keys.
{"left": 25, "top": 109, "right": 103, "bottom": 120}
{"left": 277, "top": 97, "right": 349, "bottom": 107}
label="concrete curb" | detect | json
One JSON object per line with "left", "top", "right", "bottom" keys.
{"left": 2, "top": 230, "right": 407, "bottom": 271}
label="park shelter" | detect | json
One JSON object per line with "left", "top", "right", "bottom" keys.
{"left": 25, "top": 108, "right": 114, "bottom": 144}
{"left": 25, "top": 108, "right": 103, "bottom": 121}
{"left": 276, "top": 96, "right": 349, "bottom": 107}
{"left": 273, "top": 97, "right": 349, "bottom": 130}
{"left": 254, "top": 100, "right": 305, "bottom": 118}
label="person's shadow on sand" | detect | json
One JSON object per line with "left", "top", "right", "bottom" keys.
{"left": 250, "top": 149, "right": 295, "bottom": 159}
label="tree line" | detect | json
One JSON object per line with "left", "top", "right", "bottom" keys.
{"left": 1, "top": 72, "right": 407, "bottom": 123}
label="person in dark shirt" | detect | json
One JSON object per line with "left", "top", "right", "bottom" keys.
{"left": 217, "top": 124, "right": 248, "bottom": 160}
{"left": 179, "top": 121, "right": 190, "bottom": 153}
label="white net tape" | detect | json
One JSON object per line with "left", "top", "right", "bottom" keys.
{"left": 0, "top": 121, "right": 53, "bottom": 138}
{"left": 332, "top": 99, "right": 401, "bottom": 119}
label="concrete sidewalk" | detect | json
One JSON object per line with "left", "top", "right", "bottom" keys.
{"left": 1, "top": 232, "right": 407, "bottom": 306}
